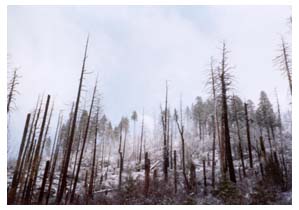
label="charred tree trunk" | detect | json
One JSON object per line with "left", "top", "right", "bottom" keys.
{"left": 162, "top": 82, "right": 169, "bottom": 182}
{"left": 56, "top": 37, "right": 89, "bottom": 204}
{"left": 25, "top": 94, "right": 51, "bottom": 203}
{"left": 70, "top": 79, "right": 97, "bottom": 203}
{"left": 189, "top": 162, "right": 197, "bottom": 193}
{"left": 88, "top": 108, "right": 99, "bottom": 200}
{"left": 173, "top": 150, "right": 177, "bottom": 194}
{"left": 118, "top": 124, "right": 123, "bottom": 190}
{"left": 7, "top": 68, "right": 20, "bottom": 113}
{"left": 219, "top": 42, "right": 236, "bottom": 183}
{"left": 8, "top": 113, "right": 31, "bottom": 204}
{"left": 211, "top": 115, "right": 216, "bottom": 188}
{"left": 174, "top": 105, "right": 190, "bottom": 191}
{"left": 38, "top": 160, "right": 50, "bottom": 204}
{"left": 210, "top": 57, "right": 224, "bottom": 175}
{"left": 232, "top": 97, "right": 246, "bottom": 177}
{"left": 139, "top": 112, "right": 144, "bottom": 164}
{"left": 45, "top": 115, "right": 63, "bottom": 204}
{"left": 203, "top": 159, "right": 207, "bottom": 187}
{"left": 244, "top": 103, "right": 253, "bottom": 168}
{"left": 144, "top": 152, "right": 150, "bottom": 196}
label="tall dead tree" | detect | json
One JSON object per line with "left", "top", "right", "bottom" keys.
{"left": 244, "top": 103, "right": 253, "bottom": 168}
{"left": 38, "top": 160, "right": 50, "bottom": 204}
{"left": 70, "top": 79, "right": 97, "bottom": 203}
{"left": 8, "top": 113, "right": 31, "bottom": 204}
{"left": 118, "top": 122, "right": 124, "bottom": 190}
{"left": 173, "top": 150, "right": 177, "bottom": 194}
{"left": 46, "top": 114, "right": 63, "bottom": 204}
{"left": 56, "top": 37, "right": 89, "bottom": 204}
{"left": 161, "top": 81, "right": 169, "bottom": 182}
{"left": 25, "top": 94, "right": 51, "bottom": 203}
{"left": 144, "top": 152, "right": 150, "bottom": 196}
{"left": 16, "top": 97, "right": 41, "bottom": 203}
{"left": 232, "top": 95, "right": 246, "bottom": 176}
{"left": 88, "top": 107, "right": 99, "bottom": 199}
{"left": 20, "top": 97, "right": 44, "bottom": 202}
{"left": 32, "top": 102, "right": 54, "bottom": 192}
{"left": 209, "top": 57, "right": 224, "bottom": 175}
{"left": 218, "top": 42, "right": 236, "bottom": 182}
{"left": 274, "top": 37, "right": 292, "bottom": 95}
{"left": 174, "top": 100, "right": 190, "bottom": 190}
{"left": 211, "top": 115, "right": 216, "bottom": 188}
{"left": 139, "top": 111, "right": 144, "bottom": 164}
{"left": 7, "top": 68, "right": 20, "bottom": 113}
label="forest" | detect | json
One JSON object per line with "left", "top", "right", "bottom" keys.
{"left": 7, "top": 22, "right": 292, "bottom": 205}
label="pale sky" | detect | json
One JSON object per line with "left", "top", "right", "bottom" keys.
{"left": 7, "top": 6, "right": 291, "bottom": 156}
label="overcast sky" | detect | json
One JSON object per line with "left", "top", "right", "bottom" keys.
{"left": 7, "top": 5, "right": 291, "bottom": 156}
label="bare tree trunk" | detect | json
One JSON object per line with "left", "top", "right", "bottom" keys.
{"left": 56, "top": 37, "right": 89, "bottom": 204}
{"left": 70, "top": 79, "right": 97, "bottom": 203}
{"left": 139, "top": 111, "right": 144, "bottom": 164}
{"left": 32, "top": 103, "right": 54, "bottom": 192}
{"left": 38, "top": 160, "right": 50, "bottom": 204}
{"left": 203, "top": 159, "right": 207, "bottom": 187}
{"left": 244, "top": 103, "right": 253, "bottom": 168}
{"left": 173, "top": 150, "right": 177, "bottom": 194}
{"left": 88, "top": 108, "right": 99, "bottom": 199}
{"left": 118, "top": 124, "right": 123, "bottom": 190}
{"left": 219, "top": 42, "right": 236, "bottom": 183}
{"left": 45, "top": 115, "right": 63, "bottom": 204}
{"left": 281, "top": 38, "right": 292, "bottom": 94}
{"left": 7, "top": 68, "right": 20, "bottom": 113}
{"left": 8, "top": 113, "right": 31, "bottom": 204}
{"left": 16, "top": 98, "right": 41, "bottom": 203}
{"left": 232, "top": 97, "right": 246, "bottom": 177}
{"left": 211, "top": 116, "right": 216, "bottom": 188}
{"left": 170, "top": 122, "right": 173, "bottom": 169}
{"left": 174, "top": 102, "right": 190, "bottom": 190}
{"left": 162, "top": 81, "right": 169, "bottom": 182}
{"left": 25, "top": 94, "right": 51, "bottom": 203}
{"left": 144, "top": 152, "right": 150, "bottom": 196}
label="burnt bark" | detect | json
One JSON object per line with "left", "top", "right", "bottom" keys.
{"left": 56, "top": 37, "right": 89, "bottom": 204}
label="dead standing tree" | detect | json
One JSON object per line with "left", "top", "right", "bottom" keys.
{"left": 118, "top": 122, "right": 124, "bottom": 190}
{"left": 138, "top": 111, "right": 144, "bottom": 164}
{"left": 70, "top": 79, "right": 97, "bottom": 203}
{"left": 46, "top": 114, "right": 64, "bottom": 204}
{"left": 7, "top": 68, "right": 20, "bottom": 113}
{"left": 274, "top": 37, "right": 292, "bottom": 95}
{"left": 174, "top": 100, "right": 190, "bottom": 191}
{"left": 232, "top": 95, "right": 246, "bottom": 177}
{"left": 144, "top": 152, "right": 151, "bottom": 196}
{"left": 208, "top": 57, "right": 224, "bottom": 176}
{"left": 218, "top": 42, "right": 236, "bottom": 183}
{"left": 88, "top": 107, "right": 100, "bottom": 200}
{"left": 8, "top": 113, "right": 31, "bottom": 204}
{"left": 244, "top": 102, "right": 253, "bottom": 168}
{"left": 161, "top": 81, "right": 169, "bottom": 182}
{"left": 211, "top": 115, "right": 216, "bottom": 188}
{"left": 24, "top": 94, "right": 51, "bottom": 203}
{"left": 56, "top": 36, "right": 89, "bottom": 204}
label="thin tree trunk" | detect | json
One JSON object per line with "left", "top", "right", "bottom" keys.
{"left": 211, "top": 116, "right": 216, "bottom": 188}
{"left": 88, "top": 108, "right": 99, "bottom": 199}
{"left": 25, "top": 94, "right": 51, "bottom": 203}
{"left": 244, "top": 103, "right": 253, "bottom": 168}
{"left": 70, "top": 79, "right": 97, "bottom": 203}
{"left": 144, "top": 152, "right": 150, "bottom": 196}
{"left": 38, "top": 160, "right": 50, "bottom": 204}
{"left": 8, "top": 113, "right": 31, "bottom": 204}
{"left": 56, "top": 37, "right": 89, "bottom": 204}
{"left": 174, "top": 150, "right": 177, "bottom": 194}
